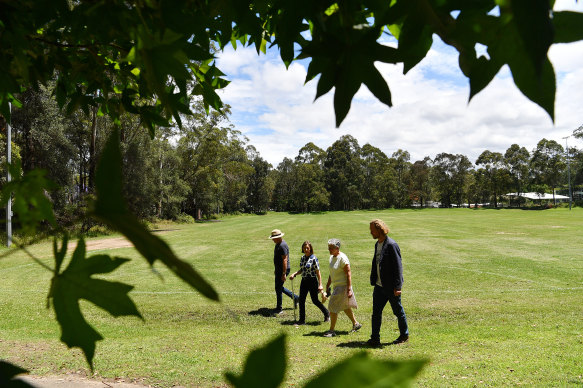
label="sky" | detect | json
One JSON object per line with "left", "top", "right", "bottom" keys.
{"left": 214, "top": 1, "right": 583, "bottom": 167}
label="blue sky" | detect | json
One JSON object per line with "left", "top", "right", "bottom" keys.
{"left": 215, "top": 1, "right": 583, "bottom": 167}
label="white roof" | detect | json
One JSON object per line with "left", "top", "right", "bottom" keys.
{"left": 506, "top": 192, "right": 570, "bottom": 200}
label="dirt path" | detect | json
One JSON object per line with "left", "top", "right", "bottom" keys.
{"left": 17, "top": 375, "right": 156, "bottom": 388}
{"left": 67, "top": 236, "right": 134, "bottom": 252}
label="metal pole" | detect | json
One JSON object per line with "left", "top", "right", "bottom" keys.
{"left": 563, "top": 135, "right": 572, "bottom": 211}
{"left": 6, "top": 102, "right": 12, "bottom": 246}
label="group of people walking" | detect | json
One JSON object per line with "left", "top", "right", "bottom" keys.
{"left": 269, "top": 219, "right": 409, "bottom": 347}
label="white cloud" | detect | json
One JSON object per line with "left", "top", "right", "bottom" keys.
{"left": 215, "top": 4, "right": 583, "bottom": 167}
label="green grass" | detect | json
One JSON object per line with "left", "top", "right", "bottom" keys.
{"left": 1, "top": 208, "right": 582, "bottom": 387}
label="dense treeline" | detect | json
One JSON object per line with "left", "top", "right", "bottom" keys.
{"left": 1, "top": 86, "right": 582, "bottom": 229}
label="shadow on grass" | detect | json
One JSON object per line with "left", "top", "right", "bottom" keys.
{"left": 303, "top": 330, "right": 350, "bottom": 337}
{"left": 337, "top": 340, "right": 394, "bottom": 349}
{"left": 248, "top": 307, "right": 278, "bottom": 317}
{"left": 279, "top": 319, "right": 326, "bottom": 326}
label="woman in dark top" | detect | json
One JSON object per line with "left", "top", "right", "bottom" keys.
{"left": 290, "top": 241, "right": 330, "bottom": 324}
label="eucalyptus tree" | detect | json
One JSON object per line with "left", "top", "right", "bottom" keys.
{"left": 324, "top": 135, "right": 364, "bottom": 211}
{"left": 475, "top": 150, "right": 508, "bottom": 208}
{"left": 360, "top": 144, "right": 394, "bottom": 209}
{"left": 431, "top": 153, "right": 473, "bottom": 207}
{"left": 504, "top": 144, "right": 530, "bottom": 206}
{"left": 390, "top": 149, "right": 412, "bottom": 208}
{"left": 530, "top": 138, "right": 566, "bottom": 205}
{"left": 10, "top": 86, "right": 78, "bottom": 212}
{"left": 271, "top": 157, "right": 296, "bottom": 212}
{"left": 409, "top": 157, "right": 432, "bottom": 207}
{"left": 296, "top": 142, "right": 326, "bottom": 165}
{"left": 292, "top": 143, "right": 329, "bottom": 212}
{"left": 177, "top": 107, "right": 245, "bottom": 219}
{"left": 246, "top": 152, "right": 272, "bottom": 214}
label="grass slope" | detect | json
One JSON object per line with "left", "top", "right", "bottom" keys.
{"left": 1, "top": 208, "right": 582, "bottom": 387}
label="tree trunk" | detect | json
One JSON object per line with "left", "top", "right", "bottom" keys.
{"left": 88, "top": 104, "right": 98, "bottom": 191}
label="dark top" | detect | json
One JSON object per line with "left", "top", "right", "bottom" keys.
{"left": 299, "top": 254, "right": 320, "bottom": 278}
{"left": 274, "top": 240, "right": 290, "bottom": 276}
{"left": 370, "top": 237, "right": 404, "bottom": 291}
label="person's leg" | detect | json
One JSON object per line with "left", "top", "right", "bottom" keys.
{"left": 371, "top": 285, "right": 390, "bottom": 342}
{"left": 282, "top": 284, "right": 298, "bottom": 301}
{"left": 388, "top": 293, "right": 409, "bottom": 338}
{"left": 308, "top": 278, "right": 328, "bottom": 319}
{"left": 329, "top": 312, "right": 338, "bottom": 331}
{"left": 344, "top": 308, "right": 360, "bottom": 329}
{"left": 274, "top": 276, "right": 283, "bottom": 311}
{"left": 298, "top": 278, "right": 309, "bottom": 323}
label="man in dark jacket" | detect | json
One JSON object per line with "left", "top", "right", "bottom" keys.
{"left": 367, "top": 219, "right": 409, "bottom": 347}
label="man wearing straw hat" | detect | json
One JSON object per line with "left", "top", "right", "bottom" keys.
{"left": 269, "top": 229, "right": 299, "bottom": 315}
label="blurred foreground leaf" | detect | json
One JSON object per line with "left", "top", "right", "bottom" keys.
{"left": 0, "top": 360, "right": 33, "bottom": 387}
{"left": 225, "top": 334, "right": 286, "bottom": 388}
{"left": 92, "top": 129, "right": 219, "bottom": 301}
{"left": 304, "top": 352, "right": 428, "bottom": 388}
{"left": 48, "top": 238, "right": 142, "bottom": 368}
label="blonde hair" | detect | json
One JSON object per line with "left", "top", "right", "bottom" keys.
{"left": 370, "top": 219, "right": 389, "bottom": 235}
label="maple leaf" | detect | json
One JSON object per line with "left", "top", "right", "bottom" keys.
{"left": 48, "top": 237, "right": 142, "bottom": 369}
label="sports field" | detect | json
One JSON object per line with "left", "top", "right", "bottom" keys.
{"left": 1, "top": 208, "right": 582, "bottom": 387}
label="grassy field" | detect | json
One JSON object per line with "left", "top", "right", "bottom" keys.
{"left": 1, "top": 208, "right": 582, "bottom": 387}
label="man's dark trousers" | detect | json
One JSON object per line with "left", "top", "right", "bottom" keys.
{"left": 371, "top": 285, "right": 408, "bottom": 342}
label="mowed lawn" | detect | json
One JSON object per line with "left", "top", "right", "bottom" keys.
{"left": 1, "top": 208, "right": 582, "bottom": 387}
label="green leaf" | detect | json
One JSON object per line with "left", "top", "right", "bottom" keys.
{"left": 0, "top": 162, "right": 57, "bottom": 235}
{"left": 511, "top": 0, "right": 554, "bottom": 76}
{"left": 92, "top": 129, "right": 219, "bottom": 301}
{"left": 225, "top": 334, "right": 286, "bottom": 388}
{"left": 552, "top": 11, "right": 583, "bottom": 43}
{"left": 362, "top": 63, "right": 393, "bottom": 108}
{"left": 48, "top": 238, "right": 142, "bottom": 369}
{"left": 0, "top": 360, "right": 34, "bottom": 388}
{"left": 304, "top": 352, "right": 428, "bottom": 388}
{"left": 509, "top": 56, "right": 556, "bottom": 120}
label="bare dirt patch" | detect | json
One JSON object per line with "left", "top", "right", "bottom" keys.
{"left": 66, "top": 230, "right": 176, "bottom": 252}
{"left": 68, "top": 237, "right": 134, "bottom": 252}
{"left": 17, "top": 374, "right": 157, "bottom": 388}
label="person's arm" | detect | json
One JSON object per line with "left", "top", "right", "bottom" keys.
{"left": 281, "top": 254, "right": 288, "bottom": 282}
{"left": 344, "top": 264, "right": 353, "bottom": 298}
{"left": 316, "top": 269, "right": 323, "bottom": 291}
{"left": 387, "top": 243, "right": 403, "bottom": 296}
{"left": 325, "top": 275, "right": 331, "bottom": 294}
{"left": 290, "top": 268, "right": 302, "bottom": 280}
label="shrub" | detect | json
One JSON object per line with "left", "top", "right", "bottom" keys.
{"left": 175, "top": 213, "right": 195, "bottom": 224}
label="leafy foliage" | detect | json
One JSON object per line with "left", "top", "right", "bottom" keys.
{"left": 226, "top": 334, "right": 427, "bottom": 388}
{"left": 1, "top": 1, "right": 580, "bottom": 129}
{"left": 0, "top": 360, "right": 33, "bottom": 388}
{"left": 48, "top": 236, "right": 142, "bottom": 368}
{"left": 0, "top": 161, "right": 56, "bottom": 235}
{"left": 225, "top": 334, "right": 287, "bottom": 388}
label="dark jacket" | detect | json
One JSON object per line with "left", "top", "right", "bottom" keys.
{"left": 370, "top": 237, "right": 403, "bottom": 291}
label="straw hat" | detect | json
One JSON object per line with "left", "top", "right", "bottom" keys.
{"left": 269, "top": 229, "right": 285, "bottom": 239}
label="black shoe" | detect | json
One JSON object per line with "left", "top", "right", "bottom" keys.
{"left": 323, "top": 315, "right": 330, "bottom": 323}
{"left": 272, "top": 308, "right": 283, "bottom": 316}
{"left": 366, "top": 338, "right": 382, "bottom": 348}
{"left": 392, "top": 335, "right": 409, "bottom": 344}
{"left": 296, "top": 320, "right": 305, "bottom": 325}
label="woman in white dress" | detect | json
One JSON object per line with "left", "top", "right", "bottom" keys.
{"left": 323, "top": 238, "right": 362, "bottom": 337}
